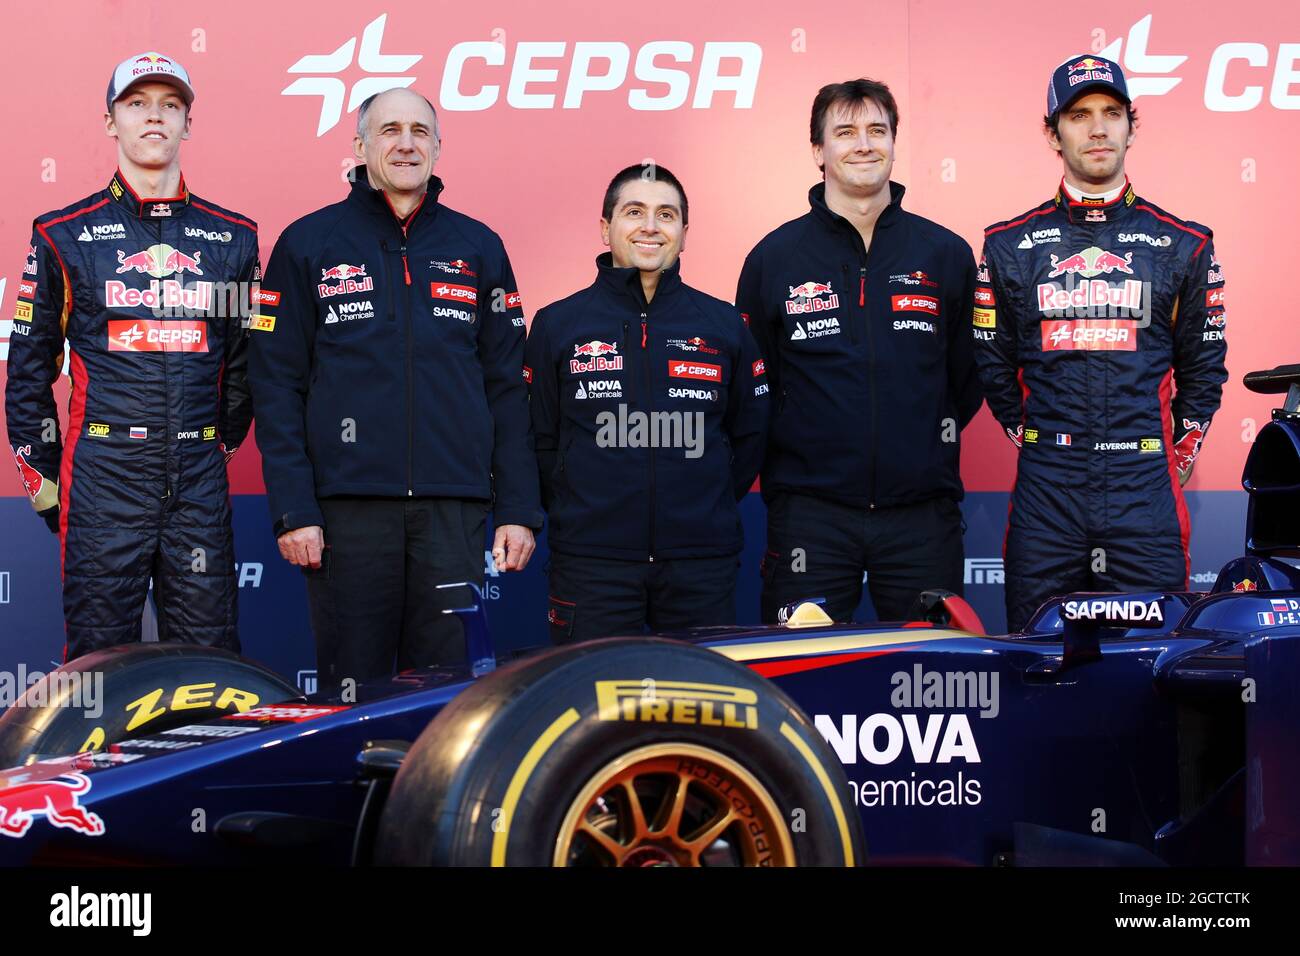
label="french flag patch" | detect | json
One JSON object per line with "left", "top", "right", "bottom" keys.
{"left": 1056, "top": 433, "right": 1072, "bottom": 446}
{"left": 129, "top": 427, "right": 147, "bottom": 440}
{"left": 1258, "top": 611, "right": 1276, "bottom": 626}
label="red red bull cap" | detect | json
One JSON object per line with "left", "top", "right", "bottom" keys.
{"left": 107, "top": 51, "right": 195, "bottom": 112}
{"left": 1047, "top": 53, "right": 1128, "bottom": 116}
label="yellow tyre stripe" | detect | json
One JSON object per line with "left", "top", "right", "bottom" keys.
{"left": 780, "top": 721, "right": 855, "bottom": 867}
{"left": 491, "top": 707, "right": 581, "bottom": 866}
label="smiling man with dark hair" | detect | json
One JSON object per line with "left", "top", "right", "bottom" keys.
{"left": 737, "top": 79, "right": 982, "bottom": 625}
{"left": 525, "top": 163, "right": 768, "bottom": 643}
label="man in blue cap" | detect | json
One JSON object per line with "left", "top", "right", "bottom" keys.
{"left": 972, "top": 55, "right": 1228, "bottom": 631}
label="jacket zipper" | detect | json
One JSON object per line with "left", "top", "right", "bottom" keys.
{"left": 861, "top": 260, "right": 876, "bottom": 509}
{"left": 159, "top": 216, "right": 172, "bottom": 501}
{"left": 405, "top": 236, "right": 414, "bottom": 496}
{"left": 397, "top": 223, "right": 414, "bottom": 495}
{"left": 641, "top": 310, "right": 655, "bottom": 561}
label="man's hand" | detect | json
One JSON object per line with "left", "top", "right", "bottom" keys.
{"left": 37, "top": 505, "right": 60, "bottom": 536}
{"left": 279, "top": 525, "right": 325, "bottom": 569}
{"left": 492, "top": 524, "right": 535, "bottom": 572}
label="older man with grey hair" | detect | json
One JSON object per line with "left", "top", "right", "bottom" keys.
{"left": 249, "top": 88, "right": 541, "bottom": 690}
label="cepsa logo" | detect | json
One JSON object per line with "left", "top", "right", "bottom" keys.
{"left": 108, "top": 320, "right": 208, "bottom": 353}
{"left": 668, "top": 361, "right": 721, "bottom": 381}
{"left": 1099, "top": 13, "right": 1300, "bottom": 112}
{"left": 283, "top": 14, "right": 763, "bottom": 135}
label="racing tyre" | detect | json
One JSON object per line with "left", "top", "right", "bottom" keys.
{"left": 374, "top": 638, "right": 863, "bottom": 867}
{"left": 0, "top": 643, "right": 300, "bottom": 767}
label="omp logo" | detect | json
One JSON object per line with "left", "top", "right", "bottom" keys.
{"left": 283, "top": 15, "right": 761, "bottom": 133}
{"left": 964, "top": 558, "right": 1004, "bottom": 585}
{"left": 283, "top": 14, "right": 422, "bottom": 136}
{"left": 1100, "top": 14, "right": 1300, "bottom": 111}
{"left": 595, "top": 680, "right": 758, "bottom": 729}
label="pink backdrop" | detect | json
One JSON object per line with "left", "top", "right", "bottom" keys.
{"left": 3, "top": 0, "right": 1296, "bottom": 496}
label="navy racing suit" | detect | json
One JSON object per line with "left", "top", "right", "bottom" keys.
{"left": 5, "top": 170, "right": 258, "bottom": 657}
{"left": 974, "top": 180, "right": 1228, "bottom": 630}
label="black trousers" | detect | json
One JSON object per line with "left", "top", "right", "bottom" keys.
{"left": 547, "top": 551, "right": 739, "bottom": 644}
{"left": 303, "top": 497, "right": 488, "bottom": 690}
{"left": 760, "top": 492, "right": 965, "bottom": 624}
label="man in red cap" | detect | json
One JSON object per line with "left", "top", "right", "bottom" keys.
{"left": 4, "top": 52, "right": 260, "bottom": 657}
{"left": 973, "top": 55, "right": 1228, "bottom": 631}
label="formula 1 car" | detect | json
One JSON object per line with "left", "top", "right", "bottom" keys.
{"left": 1, "top": 366, "right": 1298, "bottom": 867}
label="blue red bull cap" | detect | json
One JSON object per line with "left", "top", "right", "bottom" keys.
{"left": 107, "top": 52, "right": 195, "bottom": 112}
{"left": 1047, "top": 54, "right": 1129, "bottom": 115}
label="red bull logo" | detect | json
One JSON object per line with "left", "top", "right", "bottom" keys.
{"left": 0, "top": 772, "right": 105, "bottom": 838}
{"left": 1069, "top": 57, "right": 1109, "bottom": 72}
{"left": 135, "top": 54, "right": 174, "bottom": 66}
{"left": 321, "top": 263, "right": 367, "bottom": 281}
{"left": 1176, "top": 419, "right": 1208, "bottom": 471}
{"left": 574, "top": 340, "right": 618, "bottom": 357}
{"left": 115, "top": 245, "right": 204, "bottom": 277}
{"left": 1066, "top": 57, "right": 1115, "bottom": 86}
{"left": 788, "top": 280, "right": 834, "bottom": 298}
{"left": 786, "top": 280, "right": 840, "bottom": 315}
{"left": 1047, "top": 247, "right": 1134, "bottom": 278}
{"left": 570, "top": 341, "right": 622, "bottom": 373}
{"left": 319, "top": 263, "right": 374, "bottom": 299}
{"left": 12, "top": 444, "right": 46, "bottom": 502}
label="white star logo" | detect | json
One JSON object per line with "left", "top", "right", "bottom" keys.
{"left": 117, "top": 324, "right": 145, "bottom": 348}
{"left": 282, "top": 14, "right": 422, "bottom": 137}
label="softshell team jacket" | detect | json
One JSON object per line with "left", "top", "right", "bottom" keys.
{"left": 524, "top": 255, "right": 770, "bottom": 561}
{"left": 736, "top": 181, "right": 984, "bottom": 510}
{"left": 249, "top": 170, "right": 542, "bottom": 536}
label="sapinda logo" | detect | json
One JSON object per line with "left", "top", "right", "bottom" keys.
{"left": 283, "top": 14, "right": 763, "bottom": 135}
{"left": 1099, "top": 13, "right": 1300, "bottom": 112}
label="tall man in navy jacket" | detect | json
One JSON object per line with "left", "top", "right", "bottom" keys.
{"left": 250, "top": 89, "right": 542, "bottom": 688}
{"left": 737, "top": 79, "right": 983, "bottom": 624}
{"left": 525, "top": 164, "right": 769, "bottom": 643}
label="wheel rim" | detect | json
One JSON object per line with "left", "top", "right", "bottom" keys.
{"left": 553, "top": 743, "right": 796, "bottom": 867}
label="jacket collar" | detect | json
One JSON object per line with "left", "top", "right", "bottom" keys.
{"left": 808, "top": 180, "right": 906, "bottom": 235}
{"left": 1054, "top": 177, "right": 1138, "bottom": 225}
{"left": 595, "top": 252, "right": 683, "bottom": 306}
{"left": 108, "top": 168, "right": 190, "bottom": 219}
{"left": 348, "top": 165, "right": 444, "bottom": 228}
